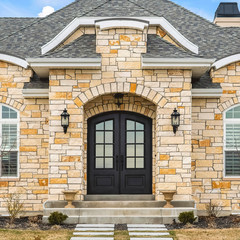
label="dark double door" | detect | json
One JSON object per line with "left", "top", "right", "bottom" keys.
{"left": 87, "top": 111, "right": 152, "bottom": 194}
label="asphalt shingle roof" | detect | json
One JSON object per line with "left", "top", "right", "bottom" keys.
{"left": 42, "top": 34, "right": 100, "bottom": 58}
{"left": 192, "top": 72, "right": 221, "bottom": 89}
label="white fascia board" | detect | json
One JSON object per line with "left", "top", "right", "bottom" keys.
{"left": 95, "top": 19, "right": 149, "bottom": 31}
{"left": 192, "top": 88, "right": 222, "bottom": 98}
{"left": 0, "top": 53, "right": 28, "bottom": 68}
{"left": 27, "top": 58, "right": 101, "bottom": 68}
{"left": 212, "top": 54, "right": 240, "bottom": 70}
{"left": 142, "top": 58, "right": 215, "bottom": 68}
{"left": 41, "top": 17, "right": 199, "bottom": 55}
{"left": 22, "top": 89, "right": 49, "bottom": 98}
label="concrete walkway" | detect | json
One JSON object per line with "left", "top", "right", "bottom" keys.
{"left": 70, "top": 223, "right": 173, "bottom": 240}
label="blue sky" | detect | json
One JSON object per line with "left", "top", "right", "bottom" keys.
{"left": 0, "top": 0, "right": 239, "bottom": 20}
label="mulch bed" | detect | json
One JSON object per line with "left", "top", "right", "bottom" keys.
{"left": 0, "top": 215, "right": 75, "bottom": 230}
{"left": 167, "top": 215, "right": 240, "bottom": 230}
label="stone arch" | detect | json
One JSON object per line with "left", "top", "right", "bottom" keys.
{"left": 218, "top": 97, "right": 240, "bottom": 112}
{"left": 74, "top": 82, "right": 167, "bottom": 108}
{"left": 0, "top": 95, "right": 25, "bottom": 111}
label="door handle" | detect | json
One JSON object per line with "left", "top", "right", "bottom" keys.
{"left": 116, "top": 155, "right": 119, "bottom": 171}
{"left": 120, "top": 155, "right": 124, "bottom": 171}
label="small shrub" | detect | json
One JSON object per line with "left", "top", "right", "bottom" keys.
{"left": 48, "top": 211, "right": 68, "bottom": 225}
{"left": 206, "top": 201, "right": 221, "bottom": 217}
{"left": 178, "top": 211, "right": 197, "bottom": 225}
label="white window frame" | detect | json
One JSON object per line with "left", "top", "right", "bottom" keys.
{"left": 224, "top": 104, "right": 240, "bottom": 178}
{"left": 0, "top": 104, "right": 19, "bottom": 178}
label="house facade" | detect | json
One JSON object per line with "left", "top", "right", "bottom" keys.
{"left": 0, "top": 0, "right": 240, "bottom": 219}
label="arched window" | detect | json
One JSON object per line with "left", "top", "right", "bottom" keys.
{"left": 0, "top": 105, "right": 19, "bottom": 177}
{"left": 224, "top": 105, "right": 240, "bottom": 177}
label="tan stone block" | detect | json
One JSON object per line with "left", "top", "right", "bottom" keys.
{"left": 161, "top": 137, "right": 184, "bottom": 145}
{"left": 196, "top": 171, "right": 218, "bottom": 178}
{"left": 2, "top": 82, "right": 17, "bottom": 88}
{"left": 212, "top": 181, "right": 231, "bottom": 189}
{"left": 214, "top": 114, "right": 222, "bottom": 120}
{"left": 32, "top": 112, "right": 41, "bottom": 118}
{"left": 170, "top": 97, "right": 180, "bottom": 102}
{"left": 110, "top": 49, "right": 118, "bottom": 54}
{"left": 203, "top": 130, "right": 223, "bottom": 136}
{"left": 130, "top": 83, "right": 137, "bottom": 93}
{"left": 21, "top": 129, "right": 38, "bottom": 135}
{"left": 157, "top": 183, "right": 176, "bottom": 190}
{"left": 206, "top": 147, "right": 222, "bottom": 154}
{"left": 159, "top": 98, "right": 167, "bottom": 107}
{"left": 0, "top": 62, "right": 8, "bottom": 68}
{"left": 33, "top": 190, "right": 48, "bottom": 194}
{"left": 168, "top": 70, "right": 183, "bottom": 76}
{"left": 0, "top": 182, "right": 8, "bottom": 187}
{"left": 68, "top": 170, "right": 80, "bottom": 178}
{"left": 50, "top": 69, "right": 65, "bottom": 75}
{"left": 50, "top": 80, "right": 59, "bottom": 86}
{"left": 183, "top": 82, "right": 191, "bottom": 90}
{"left": 132, "top": 70, "right": 142, "bottom": 77}
{"left": 102, "top": 72, "right": 114, "bottom": 78}
{"left": 20, "top": 173, "right": 32, "bottom": 178}
{"left": 76, "top": 74, "right": 91, "bottom": 80}
{"left": 61, "top": 156, "right": 81, "bottom": 162}
{"left": 228, "top": 76, "right": 240, "bottom": 83}
{"left": 20, "top": 147, "right": 37, "bottom": 152}
{"left": 211, "top": 199, "right": 231, "bottom": 207}
{"left": 109, "top": 40, "right": 120, "bottom": 46}
{"left": 170, "top": 88, "right": 183, "bottom": 92}
{"left": 118, "top": 62, "right": 141, "bottom": 70}
{"left": 212, "top": 77, "right": 224, "bottom": 83}
{"left": 74, "top": 97, "right": 83, "bottom": 107}
{"left": 50, "top": 178, "right": 67, "bottom": 184}
{"left": 55, "top": 138, "right": 69, "bottom": 144}
{"left": 96, "top": 46, "right": 110, "bottom": 53}
{"left": 160, "top": 155, "right": 170, "bottom": 161}
{"left": 160, "top": 169, "right": 176, "bottom": 174}
{"left": 39, "top": 179, "right": 48, "bottom": 186}
{"left": 199, "top": 139, "right": 211, "bottom": 147}
{"left": 192, "top": 140, "right": 199, "bottom": 145}
{"left": 196, "top": 160, "right": 212, "bottom": 167}
{"left": 25, "top": 105, "right": 39, "bottom": 110}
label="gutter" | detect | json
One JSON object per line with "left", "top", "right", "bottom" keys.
{"left": 192, "top": 88, "right": 222, "bottom": 98}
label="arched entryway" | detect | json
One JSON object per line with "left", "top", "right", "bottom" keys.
{"left": 87, "top": 111, "right": 152, "bottom": 194}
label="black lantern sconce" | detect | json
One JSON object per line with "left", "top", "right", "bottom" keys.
{"left": 61, "top": 108, "right": 70, "bottom": 134}
{"left": 114, "top": 93, "right": 124, "bottom": 108}
{"left": 171, "top": 108, "right": 180, "bottom": 134}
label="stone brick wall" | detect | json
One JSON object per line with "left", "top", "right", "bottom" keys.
{"left": 48, "top": 27, "right": 192, "bottom": 202}
{"left": 0, "top": 61, "right": 49, "bottom": 214}
{"left": 192, "top": 62, "right": 240, "bottom": 214}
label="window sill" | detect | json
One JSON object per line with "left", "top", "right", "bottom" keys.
{"left": 0, "top": 177, "right": 19, "bottom": 182}
{"left": 223, "top": 178, "right": 240, "bottom": 181}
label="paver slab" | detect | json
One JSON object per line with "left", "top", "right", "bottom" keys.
{"left": 76, "top": 224, "right": 114, "bottom": 228}
{"left": 71, "top": 238, "right": 114, "bottom": 240}
{"left": 128, "top": 228, "right": 167, "bottom": 231}
{"left": 129, "top": 232, "right": 170, "bottom": 236}
{"left": 75, "top": 227, "right": 114, "bottom": 231}
{"left": 73, "top": 232, "right": 114, "bottom": 236}
{"left": 130, "top": 238, "right": 173, "bottom": 240}
{"left": 127, "top": 224, "right": 166, "bottom": 228}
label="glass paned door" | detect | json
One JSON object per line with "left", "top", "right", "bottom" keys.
{"left": 87, "top": 111, "right": 152, "bottom": 194}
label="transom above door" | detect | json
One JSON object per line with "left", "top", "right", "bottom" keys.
{"left": 87, "top": 111, "right": 152, "bottom": 194}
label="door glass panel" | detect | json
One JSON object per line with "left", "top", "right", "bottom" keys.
{"left": 127, "top": 132, "right": 135, "bottom": 143}
{"left": 96, "top": 158, "right": 104, "bottom": 168}
{"left": 136, "top": 132, "right": 144, "bottom": 143}
{"left": 96, "top": 145, "right": 104, "bottom": 156}
{"left": 96, "top": 132, "right": 104, "bottom": 143}
{"left": 105, "top": 158, "right": 113, "bottom": 168}
{"left": 136, "top": 158, "right": 144, "bottom": 168}
{"left": 127, "top": 157, "right": 135, "bottom": 168}
{"left": 105, "top": 132, "right": 113, "bottom": 143}
{"left": 105, "top": 145, "right": 113, "bottom": 156}
{"left": 136, "top": 144, "right": 144, "bottom": 156}
{"left": 96, "top": 122, "right": 104, "bottom": 130}
{"left": 105, "top": 120, "right": 113, "bottom": 130}
{"left": 127, "top": 120, "right": 135, "bottom": 130}
{"left": 136, "top": 122, "right": 144, "bottom": 130}
{"left": 127, "top": 145, "right": 135, "bottom": 156}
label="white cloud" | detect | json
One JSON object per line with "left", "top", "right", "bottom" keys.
{"left": 38, "top": 6, "right": 55, "bottom": 17}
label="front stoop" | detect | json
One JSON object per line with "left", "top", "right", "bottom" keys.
{"left": 43, "top": 195, "right": 197, "bottom": 224}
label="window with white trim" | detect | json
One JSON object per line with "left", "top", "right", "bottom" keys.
{"left": 0, "top": 105, "right": 18, "bottom": 177}
{"left": 224, "top": 105, "right": 240, "bottom": 177}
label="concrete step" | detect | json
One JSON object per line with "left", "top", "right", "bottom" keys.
{"left": 79, "top": 216, "right": 163, "bottom": 224}
{"left": 79, "top": 208, "right": 162, "bottom": 216}
{"left": 75, "top": 201, "right": 163, "bottom": 208}
{"left": 84, "top": 195, "right": 155, "bottom": 201}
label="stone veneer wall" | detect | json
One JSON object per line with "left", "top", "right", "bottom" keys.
{"left": 0, "top": 61, "right": 49, "bottom": 214}
{"left": 48, "top": 27, "right": 192, "bottom": 202}
{"left": 192, "top": 61, "right": 240, "bottom": 214}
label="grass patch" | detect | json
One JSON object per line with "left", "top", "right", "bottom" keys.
{"left": 174, "top": 228, "right": 240, "bottom": 240}
{"left": 114, "top": 230, "right": 130, "bottom": 240}
{"left": 0, "top": 229, "right": 73, "bottom": 240}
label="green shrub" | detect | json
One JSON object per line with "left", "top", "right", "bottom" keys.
{"left": 48, "top": 211, "right": 68, "bottom": 225}
{"left": 178, "top": 211, "right": 197, "bottom": 225}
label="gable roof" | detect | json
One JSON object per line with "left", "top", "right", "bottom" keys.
{"left": 0, "top": 0, "right": 239, "bottom": 62}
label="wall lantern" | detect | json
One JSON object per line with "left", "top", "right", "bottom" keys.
{"left": 171, "top": 108, "right": 180, "bottom": 134}
{"left": 114, "top": 93, "right": 124, "bottom": 108}
{"left": 61, "top": 108, "right": 70, "bottom": 134}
